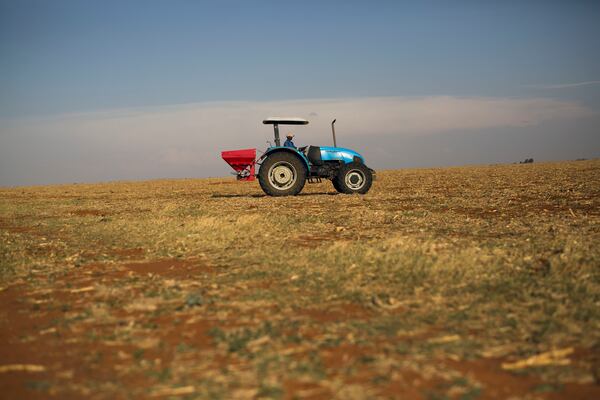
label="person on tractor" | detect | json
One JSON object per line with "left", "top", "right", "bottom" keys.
{"left": 283, "top": 133, "right": 296, "bottom": 148}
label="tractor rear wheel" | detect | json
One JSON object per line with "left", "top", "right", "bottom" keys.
{"left": 334, "top": 162, "right": 372, "bottom": 194}
{"left": 258, "top": 152, "right": 307, "bottom": 196}
{"left": 332, "top": 178, "right": 344, "bottom": 193}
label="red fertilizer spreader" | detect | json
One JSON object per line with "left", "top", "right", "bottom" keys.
{"left": 221, "top": 148, "right": 256, "bottom": 181}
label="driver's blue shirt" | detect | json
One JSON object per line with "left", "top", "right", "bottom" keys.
{"left": 284, "top": 139, "right": 296, "bottom": 148}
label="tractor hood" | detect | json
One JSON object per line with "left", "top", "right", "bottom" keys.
{"left": 320, "top": 146, "right": 365, "bottom": 164}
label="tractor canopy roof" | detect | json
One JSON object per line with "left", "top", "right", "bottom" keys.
{"left": 262, "top": 117, "right": 309, "bottom": 125}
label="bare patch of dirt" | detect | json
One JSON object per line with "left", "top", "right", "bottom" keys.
{"left": 321, "top": 343, "right": 370, "bottom": 370}
{"left": 292, "top": 233, "right": 345, "bottom": 248}
{"left": 0, "top": 217, "right": 41, "bottom": 235}
{"left": 69, "top": 262, "right": 129, "bottom": 282}
{"left": 283, "top": 380, "right": 332, "bottom": 400}
{"left": 109, "top": 247, "right": 145, "bottom": 260}
{"left": 378, "top": 370, "right": 430, "bottom": 400}
{"left": 296, "top": 303, "right": 372, "bottom": 323}
{"left": 70, "top": 209, "right": 109, "bottom": 217}
{"left": 123, "top": 258, "right": 213, "bottom": 277}
{"left": 1, "top": 225, "right": 38, "bottom": 234}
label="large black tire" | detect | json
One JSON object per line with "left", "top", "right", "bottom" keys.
{"left": 334, "top": 162, "right": 373, "bottom": 194}
{"left": 258, "top": 152, "right": 307, "bottom": 196}
{"left": 332, "top": 178, "right": 344, "bottom": 193}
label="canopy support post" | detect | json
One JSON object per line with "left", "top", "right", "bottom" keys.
{"left": 273, "top": 123, "right": 281, "bottom": 147}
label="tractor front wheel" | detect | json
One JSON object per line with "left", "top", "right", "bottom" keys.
{"left": 259, "top": 152, "right": 307, "bottom": 196}
{"left": 334, "top": 162, "right": 372, "bottom": 194}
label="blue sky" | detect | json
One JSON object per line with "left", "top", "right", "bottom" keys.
{"left": 1, "top": 1, "right": 599, "bottom": 185}
{"left": 2, "top": 0, "right": 599, "bottom": 116}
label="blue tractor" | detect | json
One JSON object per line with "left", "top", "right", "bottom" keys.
{"left": 222, "top": 117, "right": 375, "bottom": 196}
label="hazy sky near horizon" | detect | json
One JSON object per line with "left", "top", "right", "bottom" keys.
{"left": 1, "top": 0, "right": 599, "bottom": 186}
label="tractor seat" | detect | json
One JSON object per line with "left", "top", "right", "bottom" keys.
{"left": 307, "top": 146, "right": 323, "bottom": 165}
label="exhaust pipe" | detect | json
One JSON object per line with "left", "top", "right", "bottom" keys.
{"left": 331, "top": 119, "right": 337, "bottom": 147}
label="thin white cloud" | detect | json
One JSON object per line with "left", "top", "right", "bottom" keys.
{"left": 0, "top": 96, "right": 595, "bottom": 185}
{"left": 9, "top": 95, "right": 589, "bottom": 136}
{"left": 527, "top": 80, "right": 600, "bottom": 89}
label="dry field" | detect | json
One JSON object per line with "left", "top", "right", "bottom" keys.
{"left": 1, "top": 160, "right": 599, "bottom": 399}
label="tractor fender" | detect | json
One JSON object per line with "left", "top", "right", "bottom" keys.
{"left": 258, "top": 147, "right": 310, "bottom": 172}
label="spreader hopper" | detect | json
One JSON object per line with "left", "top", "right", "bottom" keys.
{"left": 221, "top": 148, "right": 256, "bottom": 181}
